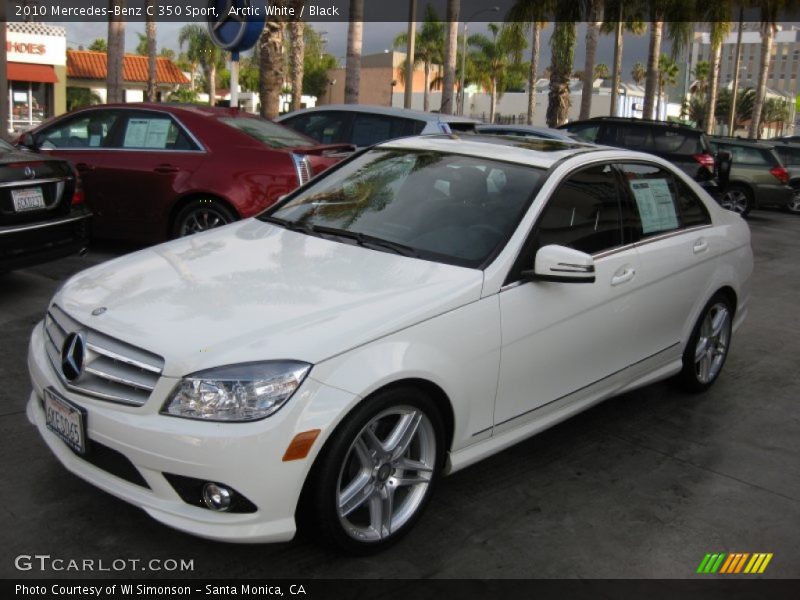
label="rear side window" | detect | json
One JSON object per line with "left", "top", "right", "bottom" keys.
{"left": 563, "top": 123, "right": 600, "bottom": 142}
{"left": 652, "top": 130, "right": 703, "bottom": 154}
{"left": 775, "top": 146, "right": 800, "bottom": 166}
{"left": 350, "top": 114, "right": 424, "bottom": 147}
{"left": 281, "top": 111, "right": 350, "bottom": 144}
{"left": 715, "top": 144, "right": 773, "bottom": 166}
{"left": 601, "top": 124, "right": 650, "bottom": 149}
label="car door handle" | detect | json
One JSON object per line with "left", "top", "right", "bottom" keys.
{"left": 75, "top": 162, "right": 95, "bottom": 172}
{"left": 611, "top": 266, "right": 636, "bottom": 286}
{"left": 693, "top": 239, "right": 709, "bottom": 254}
{"left": 154, "top": 164, "right": 179, "bottom": 173}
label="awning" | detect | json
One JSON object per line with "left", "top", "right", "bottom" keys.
{"left": 7, "top": 62, "right": 59, "bottom": 83}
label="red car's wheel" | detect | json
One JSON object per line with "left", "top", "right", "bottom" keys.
{"left": 172, "top": 199, "right": 237, "bottom": 238}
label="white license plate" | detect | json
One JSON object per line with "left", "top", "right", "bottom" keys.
{"left": 11, "top": 187, "right": 45, "bottom": 212}
{"left": 44, "top": 388, "right": 87, "bottom": 455}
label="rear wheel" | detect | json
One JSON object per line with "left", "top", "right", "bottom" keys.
{"left": 787, "top": 185, "right": 800, "bottom": 214}
{"left": 171, "top": 198, "right": 237, "bottom": 238}
{"left": 720, "top": 184, "right": 753, "bottom": 217}
{"left": 677, "top": 293, "right": 734, "bottom": 393}
{"left": 306, "top": 387, "right": 444, "bottom": 554}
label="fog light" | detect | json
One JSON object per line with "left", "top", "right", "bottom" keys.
{"left": 202, "top": 483, "right": 232, "bottom": 512}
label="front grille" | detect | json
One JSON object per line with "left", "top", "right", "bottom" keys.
{"left": 44, "top": 304, "right": 164, "bottom": 407}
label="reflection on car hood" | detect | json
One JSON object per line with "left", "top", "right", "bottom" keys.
{"left": 56, "top": 219, "right": 484, "bottom": 376}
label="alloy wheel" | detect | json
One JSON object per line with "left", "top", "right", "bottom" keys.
{"left": 694, "top": 302, "right": 731, "bottom": 384}
{"left": 720, "top": 190, "right": 749, "bottom": 215}
{"left": 336, "top": 406, "right": 436, "bottom": 542}
{"left": 788, "top": 189, "right": 800, "bottom": 214}
{"left": 179, "top": 206, "right": 232, "bottom": 236}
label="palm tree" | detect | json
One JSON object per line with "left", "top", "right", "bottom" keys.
{"left": 761, "top": 97, "right": 790, "bottom": 136}
{"left": 179, "top": 24, "right": 225, "bottom": 105}
{"left": 631, "top": 61, "right": 646, "bottom": 86}
{"left": 394, "top": 4, "right": 444, "bottom": 112}
{"left": 691, "top": 61, "right": 711, "bottom": 96}
{"left": 440, "top": 0, "right": 460, "bottom": 114}
{"left": 468, "top": 23, "right": 526, "bottom": 124}
{"left": 88, "top": 38, "right": 107, "bottom": 52}
{"left": 106, "top": 0, "right": 125, "bottom": 104}
{"left": 657, "top": 53, "right": 679, "bottom": 120}
{"left": 506, "top": 1, "right": 550, "bottom": 126}
{"left": 703, "top": 5, "right": 732, "bottom": 135}
{"left": 145, "top": 0, "right": 157, "bottom": 103}
{"left": 344, "top": 0, "right": 364, "bottom": 104}
{"left": 594, "top": 63, "right": 610, "bottom": 80}
{"left": 601, "top": 0, "right": 646, "bottom": 117}
{"left": 750, "top": 0, "right": 785, "bottom": 139}
{"left": 289, "top": 0, "right": 305, "bottom": 111}
{"left": 579, "top": 0, "right": 604, "bottom": 120}
{"left": 546, "top": 3, "right": 584, "bottom": 128}
{"left": 259, "top": 17, "right": 285, "bottom": 118}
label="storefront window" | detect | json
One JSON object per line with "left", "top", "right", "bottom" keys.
{"left": 9, "top": 81, "right": 52, "bottom": 133}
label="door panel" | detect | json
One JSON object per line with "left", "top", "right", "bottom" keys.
{"left": 494, "top": 163, "right": 643, "bottom": 427}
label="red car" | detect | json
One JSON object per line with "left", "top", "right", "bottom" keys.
{"left": 16, "top": 103, "right": 350, "bottom": 242}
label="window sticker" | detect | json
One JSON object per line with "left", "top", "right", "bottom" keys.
{"left": 124, "top": 118, "right": 171, "bottom": 149}
{"left": 629, "top": 178, "right": 679, "bottom": 234}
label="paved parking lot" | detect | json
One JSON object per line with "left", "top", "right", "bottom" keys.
{"left": 2, "top": 211, "right": 798, "bottom": 579}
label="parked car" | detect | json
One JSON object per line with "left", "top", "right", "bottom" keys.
{"left": 771, "top": 135, "right": 800, "bottom": 144}
{"left": 771, "top": 141, "right": 800, "bottom": 214}
{"left": 15, "top": 103, "right": 351, "bottom": 243}
{"left": 276, "top": 105, "right": 479, "bottom": 148}
{"left": 708, "top": 137, "right": 793, "bottom": 216}
{"left": 476, "top": 124, "right": 578, "bottom": 141}
{"left": 558, "top": 117, "right": 729, "bottom": 202}
{"left": 27, "top": 136, "right": 752, "bottom": 553}
{"left": 0, "top": 138, "right": 90, "bottom": 272}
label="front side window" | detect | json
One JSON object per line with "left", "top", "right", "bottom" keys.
{"left": 535, "top": 164, "right": 627, "bottom": 255}
{"left": 282, "top": 112, "right": 350, "bottom": 144}
{"left": 265, "top": 149, "right": 543, "bottom": 267}
{"left": 39, "top": 111, "right": 119, "bottom": 149}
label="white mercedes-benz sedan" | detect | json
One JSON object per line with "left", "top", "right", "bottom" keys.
{"left": 27, "top": 136, "right": 753, "bottom": 553}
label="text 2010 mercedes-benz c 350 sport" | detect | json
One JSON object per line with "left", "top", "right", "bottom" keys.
{"left": 27, "top": 136, "right": 753, "bottom": 553}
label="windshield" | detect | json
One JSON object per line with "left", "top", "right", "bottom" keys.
{"left": 220, "top": 116, "right": 314, "bottom": 149}
{"left": 264, "top": 149, "right": 544, "bottom": 268}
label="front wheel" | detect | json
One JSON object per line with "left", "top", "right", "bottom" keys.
{"left": 677, "top": 293, "right": 734, "bottom": 393}
{"left": 171, "top": 198, "right": 237, "bottom": 238}
{"left": 306, "top": 387, "right": 444, "bottom": 554}
{"left": 719, "top": 185, "right": 753, "bottom": 217}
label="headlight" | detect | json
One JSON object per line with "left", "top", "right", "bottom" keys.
{"left": 162, "top": 361, "right": 311, "bottom": 422}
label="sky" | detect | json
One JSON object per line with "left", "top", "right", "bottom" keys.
{"left": 63, "top": 20, "right": 660, "bottom": 81}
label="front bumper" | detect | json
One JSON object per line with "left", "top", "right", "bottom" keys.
{"left": 27, "top": 321, "right": 357, "bottom": 543}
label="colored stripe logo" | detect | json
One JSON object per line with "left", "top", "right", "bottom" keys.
{"left": 697, "top": 553, "right": 773, "bottom": 574}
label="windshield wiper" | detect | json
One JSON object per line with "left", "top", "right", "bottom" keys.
{"left": 309, "top": 225, "right": 420, "bottom": 258}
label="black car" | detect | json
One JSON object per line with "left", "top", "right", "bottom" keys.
{"left": 0, "top": 138, "right": 91, "bottom": 272}
{"left": 559, "top": 117, "right": 729, "bottom": 200}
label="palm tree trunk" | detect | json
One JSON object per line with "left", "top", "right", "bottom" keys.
{"left": 106, "top": 1, "right": 125, "bottom": 104}
{"left": 259, "top": 20, "right": 285, "bottom": 118}
{"left": 547, "top": 22, "right": 576, "bottom": 128}
{"left": 490, "top": 79, "right": 496, "bottom": 124}
{"left": 209, "top": 64, "right": 217, "bottom": 107}
{"left": 527, "top": 22, "right": 541, "bottom": 125}
{"left": 145, "top": 0, "right": 157, "bottom": 102}
{"left": 749, "top": 21, "right": 775, "bottom": 139}
{"left": 289, "top": 2, "right": 305, "bottom": 112}
{"left": 610, "top": 20, "right": 623, "bottom": 117}
{"left": 657, "top": 80, "right": 662, "bottom": 120}
{"left": 440, "top": 0, "right": 460, "bottom": 115}
{"left": 579, "top": 1, "right": 603, "bottom": 120}
{"left": 705, "top": 40, "right": 722, "bottom": 135}
{"left": 643, "top": 21, "right": 663, "bottom": 120}
{"left": 423, "top": 62, "right": 430, "bottom": 112}
{"left": 344, "top": 0, "right": 364, "bottom": 104}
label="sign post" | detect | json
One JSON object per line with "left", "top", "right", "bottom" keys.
{"left": 207, "top": 1, "right": 265, "bottom": 109}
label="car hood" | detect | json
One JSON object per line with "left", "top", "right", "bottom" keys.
{"left": 56, "top": 220, "right": 484, "bottom": 376}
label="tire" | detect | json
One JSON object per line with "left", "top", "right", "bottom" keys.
{"left": 305, "top": 386, "right": 445, "bottom": 554}
{"left": 171, "top": 198, "right": 237, "bottom": 238}
{"left": 719, "top": 184, "right": 753, "bottom": 217}
{"left": 677, "top": 293, "right": 734, "bottom": 393}
{"left": 787, "top": 185, "right": 800, "bottom": 214}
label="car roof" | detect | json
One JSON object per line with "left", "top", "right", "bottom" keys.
{"left": 79, "top": 102, "right": 244, "bottom": 118}
{"left": 476, "top": 124, "right": 575, "bottom": 138}
{"left": 710, "top": 136, "right": 777, "bottom": 149}
{"left": 563, "top": 117, "right": 703, "bottom": 134}
{"left": 276, "top": 104, "right": 479, "bottom": 124}
{"left": 379, "top": 134, "right": 615, "bottom": 169}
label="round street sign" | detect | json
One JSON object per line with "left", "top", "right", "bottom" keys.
{"left": 207, "top": 0, "right": 265, "bottom": 54}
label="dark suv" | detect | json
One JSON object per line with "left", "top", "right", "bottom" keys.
{"left": 709, "top": 137, "right": 793, "bottom": 216}
{"left": 771, "top": 142, "right": 800, "bottom": 214}
{"left": 559, "top": 117, "right": 727, "bottom": 200}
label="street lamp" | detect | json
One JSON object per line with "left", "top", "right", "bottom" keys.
{"left": 390, "top": 80, "right": 398, "bottom": 107}
{"left": 459, "top": 6, "right": 499, "bottom": 116}
{"left": 327, "top": 79, "right": 336, "bottom": 105}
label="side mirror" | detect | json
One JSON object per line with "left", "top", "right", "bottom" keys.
{"left": 19, "top": 132, "right": 39, "bottom": 151}
{"left": 528, "top": 244, "right": 595, "bottom": 284}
